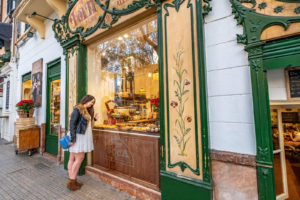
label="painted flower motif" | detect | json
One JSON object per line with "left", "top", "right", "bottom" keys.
{"left": 184, "top": 79, "right": 191, "bottom": 86}
{"left": 186, "top": 116, "right": 192, "bottom": 123}
{"left": 170, "top": 101, "right": 178, "bottom": 108}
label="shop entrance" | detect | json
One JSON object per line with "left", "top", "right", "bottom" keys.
{"left": 270, "top": 105, "right": 300, "bottom": 200}
{"left": 45, "top": 60, "right": 61, "bottom": 156}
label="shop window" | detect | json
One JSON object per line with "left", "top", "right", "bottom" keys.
{"left": 88, "top": 17, "right": 159, "bottom": 133}
{"left": 22, "top": 72, "right": 31, "bottom": 100}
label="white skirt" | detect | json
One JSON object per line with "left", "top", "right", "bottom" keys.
{"left": 68, "top": 124, "right": 94, "bottom": 153}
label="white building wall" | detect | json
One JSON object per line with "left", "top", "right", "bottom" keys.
{"left": 267, "top": 69, "right": 287, "bottom": 101}
{"left": 17, "top": 13, "right": 65, "bottom": 128}
{"left": 0, "top": 63, "right": 18, "bottom": 141}
{"left": 204, "top": 1, "right": 256, "bottom": 155}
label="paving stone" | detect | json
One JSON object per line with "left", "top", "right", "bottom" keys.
{"left": 0, "top": 139, "right": 136, "bottom": 200}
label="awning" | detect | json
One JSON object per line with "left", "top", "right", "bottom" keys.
{"left": 0, "top": 23, "right": 12, "bottom": 49}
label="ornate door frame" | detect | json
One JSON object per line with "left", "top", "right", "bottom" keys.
{"left": 229, "top": 1, "right": 300, "bottom": 199}
{"left": 53, "top": 0, "right": 213, "bottom": 197}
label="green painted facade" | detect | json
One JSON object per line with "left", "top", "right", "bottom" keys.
{"left": 53, "top": 0, "right": 213, "bottom": 198}
{"left": 22, "top": 72, "right": 31, "bottom": 82}
{"left": 230, "top": 0, "right": 300, "bottom": 199}
{"left": 46, "top": 59, "right": 61, "bottom": 156}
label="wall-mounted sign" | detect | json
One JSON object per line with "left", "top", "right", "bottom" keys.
{"left": 285, "top": 67, "right": 300, "bottom": 100}
{"left": 31, "top": 59, "right": 43, "bottom": 107}
{"left": 68, "top": 0, "right": 104, "bottom": 31}
{"left": 282, "top": 112, "right": 299, "bottom": 123}
{"left": 68, "top": 0, "right": 136, "bottom": 32}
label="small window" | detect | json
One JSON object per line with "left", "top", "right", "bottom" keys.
{"left": 6, "top": 0, "right": 14, "bottom": 16}
{"left": 25, "top": 24, "right": 30, "bottom": 31}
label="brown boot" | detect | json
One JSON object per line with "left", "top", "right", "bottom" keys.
{"left": 75, "top": 179, "right": 83, "bottom": 187}
{"left": 67, "top": 179, "right": 81, "bottom": 191}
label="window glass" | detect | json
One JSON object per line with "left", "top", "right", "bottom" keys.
{"left": 22, "top": 73, "right": 31, "bottom": 100}
{"left": 88, "top": 17, "right": 160, "bottom": 133}
{"left": 22, "top": 79, "right": 31, "bottom": 100}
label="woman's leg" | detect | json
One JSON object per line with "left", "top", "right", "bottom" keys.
{"left": 68, "top": 152, "right": 75, "bottom": 178}
{"left": 69, "top": 152, "right": 85, "bottom": 180}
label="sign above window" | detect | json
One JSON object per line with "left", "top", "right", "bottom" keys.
{"left": 68, "top": 0, "right": 104, "bottom": 31}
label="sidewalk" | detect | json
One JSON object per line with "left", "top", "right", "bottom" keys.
{"left": 0, "top": 139, "right": 136, "bottom": 200}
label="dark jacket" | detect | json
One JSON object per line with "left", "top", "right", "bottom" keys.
{"left": 69, "top": 104, "right": 92, "bottom": 142}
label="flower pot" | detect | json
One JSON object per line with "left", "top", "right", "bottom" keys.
{"left": 28, "top": 109, "right": 34, "bottom": 118}
{"left": 17, "top": 110, "right": 27, "bottom": 118}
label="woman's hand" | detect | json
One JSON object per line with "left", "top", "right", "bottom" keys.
{"left": 69, "top": 142, "right": 74, "bottom": 147}
{"left": 94, "top": 113, "right": 99, "bottom": 121}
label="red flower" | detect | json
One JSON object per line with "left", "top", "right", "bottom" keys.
{"left": 186, "top": 116, "right": 192, "bottom": 123}
{"left": 185, "top": 79, "right": 191, "bottom": 86}
{"left": 170, "top": 101, "right": 178, "bottom": 108}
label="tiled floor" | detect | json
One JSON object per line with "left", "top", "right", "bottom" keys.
{"left": 0, "top": 139, "right": 135, "bottom": 200}
{"left": 274, "top": 153, "right": 300, "bottom": 200}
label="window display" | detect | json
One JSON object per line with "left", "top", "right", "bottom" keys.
{"left": 49, "top": 79, "right": 61, "bottom": 136}
{"left": 88, "top": 18, "right": 159, "bottom": 133}
{"left": 22, "top": 79, "right": 31, "bottom": 100}
{"left": 271, "top": 108, "right": 300, "bottom": 151}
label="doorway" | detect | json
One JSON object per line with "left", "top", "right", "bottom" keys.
{"left": 269, "top": 105, "right": 300, "bottom": 200}
{"left": 45, "top": 60, "right": 61, "bottom": 156}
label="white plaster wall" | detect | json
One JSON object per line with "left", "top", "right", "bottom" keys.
{"left": 16, "top": 13, "right": 65, "bottom": 127}
{"left": 204, "top": 1, "right": 256, "bottom": 155}
{"left": 0, "top": 63, "right": 18, "bottom": 141}
{"left": 267, "top": 69, "right": 287, "bottom": 101}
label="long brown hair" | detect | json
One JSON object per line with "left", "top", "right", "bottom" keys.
{"left": 79, "top": 95, "right": 95, "bottom": 119}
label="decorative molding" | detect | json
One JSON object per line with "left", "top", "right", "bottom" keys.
{"left": 211, "top": 150, "right": 256, "bottom": 167}
{"left": 54, "top": 0, "right": 212, "bottom": 45}
{"left": 53, "top": 0, "right": 156, "bottom": 45}
{"left": 295, "top": 6, "right": 300, "bottom": 14}
{"left": 202, "top": 0, "right": 212, "bottom": 15}
{"left": 258, "top": 2, "right": 266, "bottom": 10}
{"left": 274, "top": 6, "right": 284, "bottom": 13}
{"left": 231, "top": 0, "right": 300, "bottom": 45}
{"left": 228, "top": 1, "right": 300, "bottom": 199}
{"left": 164, "top": 0, "right": 201, "bottom": 176}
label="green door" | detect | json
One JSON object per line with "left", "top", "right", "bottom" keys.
{"left": 46, "top": 60, "right": 61, "bottom": 156}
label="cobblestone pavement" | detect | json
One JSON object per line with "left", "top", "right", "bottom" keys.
{"left": 0, "top": 139, "right": 135, "bottom": 200}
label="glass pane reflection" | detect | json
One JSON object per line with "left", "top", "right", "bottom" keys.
{"left": 88, "top": 18, "right": 160, "bottom": 133}
{"left": 50, "top": 79, "right": 60, "bottom": 136}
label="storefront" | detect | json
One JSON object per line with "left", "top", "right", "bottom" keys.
{"left": 54, "top": 0, "right": 212, "bottom": 199}
{"left": 230, "top": 0, "right": 300, "bottom": 199}
{"left": 45, "top": 59, "right": 61, "bottom": 156}
{"left": 13, "top": 0, "right": 66, "bottom": 158}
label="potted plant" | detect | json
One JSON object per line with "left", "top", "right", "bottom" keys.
{"left": 150, "top": 97, "right": 159, "bottom": 119}
{"left": 16, "top": 100, "right": 35, "bottom": 118}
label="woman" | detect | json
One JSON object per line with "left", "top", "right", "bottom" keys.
{"left": 67, "top": 95, "right": 98, "bottom": 191}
